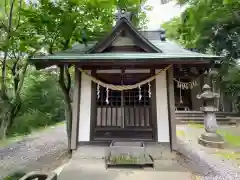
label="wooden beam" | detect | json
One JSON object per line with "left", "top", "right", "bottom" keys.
{"left": 33, "top": 60, "right": 212, "bottom": 70}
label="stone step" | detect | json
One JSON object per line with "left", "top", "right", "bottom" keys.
{"left": 176, "top": 112, "right": 225, "bottom": 116}
{"left": 178, "top": 119, "right": 233, "bottom": 125}
{"left": 178, "top": 121, "right": 232, "bottom": 125}
{"left": 176, "top": 114, "right": 226, "bottom": 119}
{"left": 176, "top": 111, "right": 237, "bottom": 115}
{"left": 176, "top": 117, "right": 228, "bottom": 120}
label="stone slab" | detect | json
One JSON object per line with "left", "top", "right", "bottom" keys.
{"left": 58, "top": 159, "right": 195, "bottom": 180}
{"left": 198, "top": 137, "right": 224, "bottom": 149}
{"left": 72, "top": 143, "right": 174, "bottom": 160}
{"left": 72, "top": 146, "right": 106, "bottom": 159}
{"left": 144, "top": 143, "right": 174, "bottom": 160}
{"left": 154, "top": 160, "right": 186, "bottom": 172}
{"left": 201, "top": 133, "right": 224, "bottom": 142}
{"left": 114, "top": 171, "right": 194, "bottom": 180}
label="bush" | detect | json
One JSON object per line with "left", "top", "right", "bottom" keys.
{"left": 8, "top": 70, "right": 65, "bottom": 137}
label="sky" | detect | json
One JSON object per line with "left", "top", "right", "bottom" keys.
{"left": 145, "top": 0, "right": 187, "bottom": 30}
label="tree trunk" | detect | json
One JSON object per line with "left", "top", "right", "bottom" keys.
{"left": 0, "top": 120, "right": 8, "bottom": 140}
{"left": 6, "top": 102, "right": 21, "bottom": 135}
{"left": 5, "top": 62, "right": 28, "bottom": 134}
{"left": 64, "top": 101, "right": 72, "bottom": 151}
{"left": 58, "top": 65, "right": 72, "bottom": 153}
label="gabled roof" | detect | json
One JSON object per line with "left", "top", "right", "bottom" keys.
{"left": 30, "top": 16, "right": 223, "bottom": 64}
{"left": 31, "top": 38, "right": 222, "bottom": 61}
{"left": 87, "top": 17, "right": 161, "bottom": 53}
{"left": 33, "top": 52, "right": 220, "bottom": 60}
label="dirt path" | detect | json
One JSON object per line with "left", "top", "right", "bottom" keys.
{"left": 0, "top": 123, "right": 68, "bottom": 179}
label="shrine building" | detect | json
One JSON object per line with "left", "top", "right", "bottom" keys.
{"left": 29, "top": 10, "right": 222, "bottom": 151}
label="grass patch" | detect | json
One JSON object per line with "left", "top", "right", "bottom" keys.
{"left": 216, "top": 151, "right": 240, "bottom": 161}
{"left": 108, "top": 155, "right": 140, "bottom": 164}
{"left": 177, "top": 130, "right": 185, "bottom": 137}
{"left": 188, "top": 123, "right": 204, "bottom": 129}
{"left": 217, "top": 130, "right": 240, "bottom": 147}
{"left": 187, "top": 123, "right": 240, "bottom": 147}
{"left": 3, "top": 171, "right": 26, "bottom": 180}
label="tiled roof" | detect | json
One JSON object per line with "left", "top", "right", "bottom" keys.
{"left": 30, "top": 25, "right": 222, "bottom": 62}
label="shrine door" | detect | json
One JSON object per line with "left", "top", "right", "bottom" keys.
{"left": 92, "top": 72, "right": 156, "bottom": 141}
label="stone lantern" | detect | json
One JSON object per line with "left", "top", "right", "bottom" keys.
{"left": 197, "top": 84, "right": 224, "bottom": 148}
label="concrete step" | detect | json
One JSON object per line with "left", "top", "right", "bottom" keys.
{"left": 175, "top": 111, "right": 238, "bottom": 125}
{"left": 177, "top": 118, "right": 233, "bottom": 125}
{"left": 176, "top": 117, "right": 228, "bottom": 120}
{"left": 178, "top": 121, "right": 232, "bottom": 125}
{"left": 176, "top": 114, "right": 225, "bottom": 118}
{"left": 175, "top": 111, "right": 237, "bottom": 116}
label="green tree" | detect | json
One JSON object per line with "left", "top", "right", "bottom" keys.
{"left": 9, "top": 69, "right": 65, "bottom": 135}
{"left": 162, "top": 0, "right": 240, "bottom": 111}
{"left": 23, "top": 0, "right": 150, "bottom": 151}
{"left": 0, "top": 0, "right": 43, "bottom": 139}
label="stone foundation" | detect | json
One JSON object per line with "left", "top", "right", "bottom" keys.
{"left": 73, "top": 142, "right": 176, "bottom": 160}
{"left": 72, "top": 142, "right": 187, "bottom": 171}
{"left": 198, "top": 133, "right": 225, "bottom": 149}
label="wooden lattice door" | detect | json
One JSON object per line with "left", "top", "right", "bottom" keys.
{"left": 93, "top": 72, "right": 154, "bottom": 140}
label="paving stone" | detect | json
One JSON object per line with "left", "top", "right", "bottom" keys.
{"left": 58, "top": 159, "right": 195, "bottom": 180}
{"left": 154, "top": 159, "right": 186, "bottom": 172}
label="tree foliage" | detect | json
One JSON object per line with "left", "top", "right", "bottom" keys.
{"left": 163, "top": 0, "right": 240, "bottom": 111}
{"left": 0, "top": 0, "right": 44, "bottom": 139}
{"left": 0, "top": 0, "right": 150, "bottom": 149}
{"left": 9, "top": 70, "right": 65, "bottom": 135}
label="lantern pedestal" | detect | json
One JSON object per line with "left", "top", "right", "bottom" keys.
{"left": 197, "top": 84, "right": 225, "bottom": 148}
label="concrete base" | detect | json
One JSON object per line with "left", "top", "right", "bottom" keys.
{"left": 73, "top": 142, "right": 176, "bottom": 161}
{"left": 57, "top": 143, "right": 207, "bottom": 180}
{"left": 198, "top": 132, "right": 225, "bottom": 148}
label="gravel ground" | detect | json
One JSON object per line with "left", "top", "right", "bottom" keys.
{"left": 2, "top": 123, "right": 240, "bottom": 180}
{"left": 0, "top": 123, "right": 69, "bottom": 179}
{"left": 177, "top": 125, "right": 240, "bottom": 180}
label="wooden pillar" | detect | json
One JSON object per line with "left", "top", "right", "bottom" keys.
{"left": 167, "top": 66, "right": 177, "bottom": 151}
{"left": 151, "top": 69, "right": 158, "bottom": 141}
{"left": 90, "top": 70, "right": 96, "bottom": 141}
{"left": 70, "top": 66, "right": 81, "bottom": 150}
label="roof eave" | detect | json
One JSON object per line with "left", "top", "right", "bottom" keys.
{"left": 30, "top": 57, "right": 216, "bottom": 63}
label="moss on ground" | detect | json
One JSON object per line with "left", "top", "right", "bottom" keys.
{"left": 187, "top": 123, "right": 240, "bottom": 147}
{"left": 3, "top": 171, "right": 26, "bottom": 180}
{"left": 217, "top": 130, "right": 240, "bottom": 147}
{"left": 177, "top": 130, "right": 185, "bottom": 137}
{"left": 109, "top": 155, "right": 140, "bottom": 164}
{"left": 185, "top": 123, "right": 240, "bottom": 163}
{"left": 188, "top": 123, "right": 204, "bottom": 129}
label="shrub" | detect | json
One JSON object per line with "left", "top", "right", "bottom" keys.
{"left": 7, "top": 70, "right": 65, "bottom": 137}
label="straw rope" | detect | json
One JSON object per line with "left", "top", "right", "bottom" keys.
{"left": 173, "top": 73, "right": 205, "bottom": 89}
{"left": 78, "top": 65, "right": 172, "bottom": 91}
